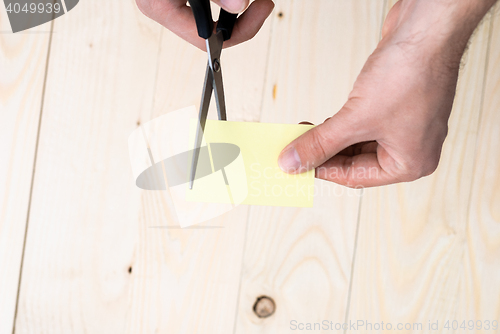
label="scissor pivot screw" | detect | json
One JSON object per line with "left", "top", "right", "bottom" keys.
{"left": 213, "top": 59, "right": 221, "bottom": 72}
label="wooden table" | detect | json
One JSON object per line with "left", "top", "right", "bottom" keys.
{"left": 1, "top": 0, "right": 499, "bottom": 333}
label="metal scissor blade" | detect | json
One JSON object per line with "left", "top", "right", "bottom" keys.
{"left": 212, "top": 60, "right": 227, "bottom": 121}
{"left": 189, "top": 32, "right": 227, "bottom": 189}
{"left": 189, "top": 63, "right": 213, "bottom": 189}
{"left": 206, "top": 32, "right": 227, "bottom": 121}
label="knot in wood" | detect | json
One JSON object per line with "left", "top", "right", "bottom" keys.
{"left": 253, "top": 296, "right": 276, "bottom": 318}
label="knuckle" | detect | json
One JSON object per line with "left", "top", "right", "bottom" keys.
{"left": 394, "top": 154, "right": 440, "bottom": 181}
{"left": 135, "top": 0, "right": 171, "bottom": 20}
{"left": 135, "top": 0, "right": 146, "bottom": 12}
{"left": 135, "top": 0, "right": 151, "bottom": 14}
{"left": 420, "top": 156, "right": 440, "bottom": 177}
{"left": 307, "top": 129, "right": 330, "bottom": 165}
{"left": 238, "top": 30, "right": 256, "bottom": 43}
{"left": 392, "top": 161, "right": 419, "bottom": 182}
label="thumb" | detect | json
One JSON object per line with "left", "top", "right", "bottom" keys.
{"left": 278, "top": 109, "right": 367, "bottom": 174}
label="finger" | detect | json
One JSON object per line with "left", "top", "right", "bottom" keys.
{"left": 337, "top": 141, "right": 377, "bottom": 156}
{"left": 211, "top": 0, "right": 249, "bottom": 13}
{"left": 381, "top": 0, "right": 402, "bottom": 39}
{"left": 222, "top": 0, "right": 275, "bottom": 48}
{"left": 299, "top": 121, "right": 314, "bottom": 125}
{"left": 315, "top": 145, "right": 400, "bottom": 188}
{"left": 278, "top": 107, "right": 371, "bottom": 174}
{"left": 138, "top": 1, "right": 209, "bottom": 50}
{"left": 169, "top": 5, "right": 208, "bottom": 50}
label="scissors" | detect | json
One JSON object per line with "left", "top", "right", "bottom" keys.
{"left": 188, "top": 0, "right": 237, "bottom": 189}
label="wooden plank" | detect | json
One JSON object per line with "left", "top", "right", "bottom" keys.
{"left": 347, "top": 6, "right": 495, "bottom": 332}
{"left": 13, "top": 0, "right": 162, "bottom": 333}
{"left": 0, "top": 9, "right": 51, "bottom": 334}
{"left": 123, "top": 5, "right": 275, "bottom": 334}
{"left": 463, "top": 6, "right": 500, "bottom": 329}
{"left": 234, "top": 1, "right": 385, "bottom": 332}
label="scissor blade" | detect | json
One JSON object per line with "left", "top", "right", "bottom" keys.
{"left": 206, "top": 32, "right": 223, "bottom": 68}
{"left": 189, "top": 33, "right": 227, "bottom": 189}
{"left": 189, "top": 63, "right": 213, "bottom": 189}
{"left": 206, "top": 32, "right": 227, "bottom": 121}
{"left": 212, "top": 62, "right": 227, "bottom": 121}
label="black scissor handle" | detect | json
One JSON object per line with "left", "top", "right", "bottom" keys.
{"left": 217, "top": 10, "right": 237, "bottom": 41}
{"left": 188, "top": 0, "right": 214, "bottom": 39}
{"left": 189, "top": 0, "right": 237, "bottom": 41}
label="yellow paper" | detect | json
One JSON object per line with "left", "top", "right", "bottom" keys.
{"left": 186, "top": 120, "right": 314, "bottom": 207}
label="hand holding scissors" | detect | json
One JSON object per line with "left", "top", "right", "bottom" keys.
{"left": 135, "top": 0, "right": 274, "bottom": 50}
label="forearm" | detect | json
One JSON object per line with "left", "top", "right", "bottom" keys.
{"left": 387, "top": 0, "right": 498, "bottom": 61}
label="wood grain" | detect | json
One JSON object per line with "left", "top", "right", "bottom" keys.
{"left": 0, "top": 8, "right": 51, "bottom": 334}
{"left": 8, "top": 1, "right": 500, "bottom": 333}
{"left": 234, "top": 1, "right": 385, "bottom": 333}
{"left": 13, "top": 1, "right": 162, "bottom": 333}
{"left": 347, "top": 6, "right": 496, "bottom": 333}
{"left": 462, "top": 6, "right": 500, "bottom": 331}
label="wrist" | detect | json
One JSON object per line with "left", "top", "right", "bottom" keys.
{"left": 385, "top": 0, "right": 497, "bottom": 64}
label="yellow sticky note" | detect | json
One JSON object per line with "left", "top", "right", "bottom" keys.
{"left": 186, "top": 120, "right": 314, "bottom": 207}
